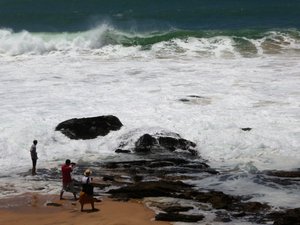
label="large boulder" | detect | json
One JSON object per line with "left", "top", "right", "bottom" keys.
{"left": 55, "top": 115, "right": 123, "bottom": 139}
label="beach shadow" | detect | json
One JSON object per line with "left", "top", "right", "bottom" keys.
{"left": 59, "top": 197, "right": 78, "bottom": 201}
{"left": 81, "top": 208, "right": 99, "bottom": 213}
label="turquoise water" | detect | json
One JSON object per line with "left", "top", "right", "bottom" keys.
{"left": 1, "top": 0, "right": 300, "bottom": 54}
{"left": 1, "top": 0, "right": 300, "bottom": 32}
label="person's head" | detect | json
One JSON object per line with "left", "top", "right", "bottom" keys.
{"left": 84, "top": 169, "right": 92, "bottom": 176}
{"left": 33, "top": 140, "right": 38, "bottom": 145}
{"left": 65, "top": 159, "right": 71, "bottom": 165}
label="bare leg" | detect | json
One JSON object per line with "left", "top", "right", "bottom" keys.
{"left": 60, "top": 190, "right": 64, "bottom": 200}
{"left": 91, "top": 200, "right": 95, "bottom": 210}
{"left": 32, "top": 159, "right": 37, "bottom": 175}
{"left": 73, "top": 192, "right": 77, "bottom": 200}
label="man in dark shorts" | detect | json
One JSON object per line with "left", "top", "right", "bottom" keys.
{"left": 30, "top": 140, "right": 38, "bottom": 175}
{"left": 60, "top": 159, "right": 77, "bottom": 200}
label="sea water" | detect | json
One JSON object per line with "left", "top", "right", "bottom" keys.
{"left": 0, "top": 0, "right": 299, "bottom": 222}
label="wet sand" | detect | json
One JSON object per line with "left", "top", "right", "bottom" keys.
{"left": 0, "top": 193, "right": 170, "bottom": 225}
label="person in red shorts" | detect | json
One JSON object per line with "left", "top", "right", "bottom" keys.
{"left": 60, "top": 159, "right": 77, "bottom": 200}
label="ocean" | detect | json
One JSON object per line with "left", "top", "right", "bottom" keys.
{"left": 0, "top": 0, "right": 300, "bottom": 224}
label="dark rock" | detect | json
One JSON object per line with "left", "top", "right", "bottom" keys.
{"left": 187, "top": 191, "right": 236, "bottom": 209}
{"left": 273, "top": 208, "right": 300, "bottom": 225}
{"left": 133, "top": 175, "right": 143, "bottom": 182}
{"left": 148, "top": 161, "right": 175, "bottom": 168}
{"left": 187, "top": 95, "right": 204, "bottom": 98}
{"left": 209, "top": 192, "right": 235, "bottom": 209}
{"left": 179, "top": 98, "right": 190, "bottom": 102}
{"left": 265, "top": 170, "right": 300, "bottom": 178}
{"left": 133, "top": 133, "right": 197, "bottom": 155}
{"left": 240, "top": 201, "right": 270, "bottom": 213}
{"left": 178, "top": 138, "right": 197, "bottom": 149}
{"left": 102, "top": 175, "right": 115, "bottom": 181}
{"left": 158, "top": 136, "right": 178, "bottom": 151}
{"left": 201, "top": 168, "right": 219, "bottom": 174}
{"left": 158, "top": 137, "right": 196, "bottom": 151}
{"left": 108, "top": 180, "right": 192, "bottom": 199}
{"left": 135, "top": 134, "right": 157, "bottom": 152}
{"left": 46, "top": 202, "right": 62, "bottom": 207}
{"left": 241, "top": 128, "right": 252, "bottom": 131}
{"left": 115, "top": 149, "right": 131, "bottom": 154}
{"left": 232, "top": 212, "right": 247, "bottom": 217}
{"left": 215, "top": 211, "right": 232, "bottom": 222}
{"left": 162, "top": 206, "right": 194, "bottom": 213}
{"left": 55, "top": 115, "right": 123, "bottom": 139}
{"left": 155, "top": 213, "right": 204, "bottom": 222}
{"left": 118, "top": 131, "right": 197, "bottom": 156}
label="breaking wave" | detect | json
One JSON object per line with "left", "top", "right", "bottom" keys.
{"left": 0, "top": 25, "right": 299, "bottom": 57}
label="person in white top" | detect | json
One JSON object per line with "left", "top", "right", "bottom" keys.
{"left": 79, "top": 169, "right": 95, "bottom": 211}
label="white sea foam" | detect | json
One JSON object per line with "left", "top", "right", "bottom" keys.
{"left": 0, "top": 30, "right": 299, "bottom": 210}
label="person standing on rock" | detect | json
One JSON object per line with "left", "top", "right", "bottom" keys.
{"left": 30, "top": 140, "right": 38, "bottom": 175}
{"left": 60, "top": 159, "right": 77, "bottom": 200}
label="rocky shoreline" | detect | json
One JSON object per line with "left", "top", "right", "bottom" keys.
{"left": 76, "top": 157, "right": 300, "bottom": 224}
{"left": 49, "top": 116, "right": 300, "bottom": 224}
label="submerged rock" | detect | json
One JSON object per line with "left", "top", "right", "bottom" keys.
{"left": 55, "top": 115, "right": 123, "bottom": 139}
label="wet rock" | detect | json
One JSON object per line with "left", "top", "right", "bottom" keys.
{"left": 158, "top": 136, "right": 196, "bottom": 151}
{"left": 239, "top": 201, "right": 270, "bottom": 213}
{"left": 265, "top": 170, "right": 300, "bottom": 178}
{"left": 102, "top": 175, "right": 115, "bottom": 181}
{"left": 148, "top": 161, "right": 175, "bottom": 168}
{"left": 155, "top": 213, "right": 204, "bottom": 222}
{"left": 115, "top": 149, "right": 131, "bottom": 154}
{"left": 187, "top": 95, "right": 204, "bottom": 98}
{"left": 133, "top": 133, "right": 196, "bottom": 154}
{"left": 108, "top": 180, "right": 193, "bottom": 199}
{"left": 215, "top": 211, "right": 232, "bottom": 222}
{"left": 208, "top": 192, "right": 235, "bottom": 209}
{"left": 55, "top": 115, "right": 123, "bottom": 139}
{"left": 179, "top": 98, "right": 190, "bottom": 102}
{"left": 46, "top": 202, "right": 62, "bottom": 207}
{"left": 272, "top": 208, "right": 300, "bottom": 225}
{"left": 182, "top": 191, "right": 237, "bottom": 210}
{"left": 181, "top": 190, "right": 270, "bottom": 213}
{"left": 135, "top": 134, "right": 157, "bottom": 152}
{"left": 161, "top": 206, "right": 194, "bottom": 213}
{"left": 101, "top": 158, "right": 214, "bottom": 178}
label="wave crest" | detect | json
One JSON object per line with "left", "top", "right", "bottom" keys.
{"left": 0, "top": 26, "right": 299, "bottom": 58}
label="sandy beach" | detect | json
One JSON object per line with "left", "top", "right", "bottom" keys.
{"left": 0, "top": 193, "right": 170, "bottom": 225}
